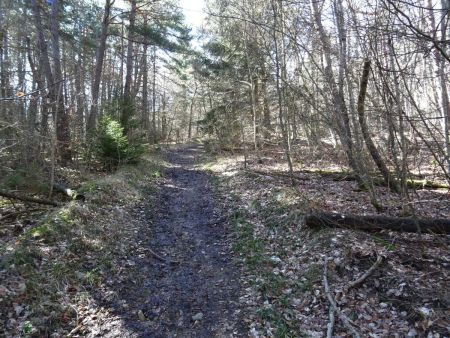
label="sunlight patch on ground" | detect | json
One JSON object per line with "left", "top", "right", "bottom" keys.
{"left": 222, "top": 170, "right": 238, "bottom": 177}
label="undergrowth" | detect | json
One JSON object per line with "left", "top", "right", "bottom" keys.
{"left": 0, "top": 148, "right": 165, "bottom": 336}
{"left": 203, "top": 156, "right": 307, "bottom": 337}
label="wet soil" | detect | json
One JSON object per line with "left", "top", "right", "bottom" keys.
{"left": 83, "top": 144, "right": 244, "bottom": 337}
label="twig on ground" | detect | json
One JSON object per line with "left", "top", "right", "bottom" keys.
{"left": 327, "top": 306, "right": 335, "bottom": 338}
{"left": 199, "top": 216, "right": 228, "bottom": 227}
{"left": 148, "top": 248, "right": 180, "bottom": 265}
{"left": 67, "top": 324, "right": 82, "bottom": 337}
{"left": 323, "top": 258, "right": 362, "bottom": 338}
{"left": 347, "top": 254, "right": 383, "bottom": 291}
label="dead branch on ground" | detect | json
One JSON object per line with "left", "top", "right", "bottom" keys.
{"left": 323, "top": 258, "right": 362, "bottom": 338}
{"left": 0, "top": 189, "right": 59, "bottom": 206}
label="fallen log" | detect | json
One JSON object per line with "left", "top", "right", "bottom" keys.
{"left": 305, "top": 211, "right": 450, "bottom": 234}
{"left": 248, "top": 169, "right": 309, "bottom": 181}
{"left": 303, "top": 170, "right": 448, "bottom": 189}
{"left": 298, "top": 169, "right": 357, "bottom": 181}
{"left": 53, "top": 183, "right": 85, "bottom": 200}
{"left": 250, "top": 169, "right": 448, "bottom": 190}
{"left": 0, "top": 189, "right": 59, "bottom": 206}
{"left": 404, "top": 179, "right": 448, "bottom": 190}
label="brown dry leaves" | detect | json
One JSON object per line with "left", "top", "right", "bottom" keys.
{"left": 206, "top": 147, "right": 449, "bottom": 337}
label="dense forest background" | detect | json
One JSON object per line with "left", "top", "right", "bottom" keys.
{"left": 1, "top": 0, "right": 449, "bottom": 208}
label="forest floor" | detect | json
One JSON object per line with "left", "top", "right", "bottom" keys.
{"left": 75, "top": 144, "right": 246, "bottom": 337}
{"left": 203, "top": 143, "right": 449, "bottom": 337}
{"left": 1, "top": 144, "right": 245, "bottom": 337}
{"left": 1, "top": 143, "right": 449, "bottom": 337}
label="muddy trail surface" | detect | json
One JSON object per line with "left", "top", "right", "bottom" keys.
{"left": 83, "top": 144, "right": 244, "bottom": 338}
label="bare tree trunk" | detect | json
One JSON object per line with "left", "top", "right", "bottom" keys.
{"left": 430, "top": 0, "right": 450, "bottom": 174}
{"left": 132, "top": 46, "right": 145, "bottom": 100}
{"left": 161, "top": 91, "right": 167, "bottom": 140}
{"left": 88, "top": 0, "right": 114, "bottom": 132}
{"left": 310, "top": 0, "right": 357, "bottom": 172}
{"left": 50, "top": 0, "right": 71, "bottom": 163}
{"left": 142, "top": 44, "right": 149, "bottom": 134}
{"left": 357, "top": 60, "right": 400, "bottom": 193}
{"left": 151, "top": 45, "right": 157, "bottom": 143}
{"left": 74, "top": 21, "right": 85, "bottom": 141}
{"left": 119, "top": 18, "right": 124, "bottom": 96}
{"left": 31, "top": 0, "right": 63, "bottom": 155}
{"left": 0, "top": 5, "right": 12, "bottom": 125}
{"left": 26, "top": 36, "right": 48, "bottom": 137}
{"left": 31, "top": 0, "right": 54, "bottom": 90}
{"left": 439, "top": 0, "right": 450, "bottom": 174}
{"left": 188, "top": 80, "right": 198, "bottom": 139}
{"left": 17, "top": 38, "right": 26, "bottom": 124}
{"left": 261, "top": 65, "right": 271, "bottom": 142}
{"left": 271, "top": 0, "right": 294, "bottom": 182}
{"left": 121, "top": 0, "right": 136, "bottom": 134}
{"left": 0, "top": 4, "right": 12, "bottom": 145}
{"left": 253, "top": 76, "right": 262, "bottom": 148}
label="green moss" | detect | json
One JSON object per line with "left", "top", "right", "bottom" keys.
{"left": 152, "top": 170, "right": 163, "bottom": 178}
{"left": 27, "top": 224, "right": 50, "bottom": 239}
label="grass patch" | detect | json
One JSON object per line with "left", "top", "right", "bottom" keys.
{"left": 258, "top": 272, "right": 287, "bottom": 298}
{"left": 299, "top": 264, "right": 322, "bottom": 291}
{"left": 372, "top": 235, "right": 396, "bottom": 251}
{"left": 207, "top": 172, "right": 221, "bottom": 188}
{"left": 256, "top": 305, "right": 303, "bottom": 338}
{"left": 230, "top": 212, "right": 266, "bottom": 267}
{"left": 226, "top": 197, "right": 303, "bottom": 337}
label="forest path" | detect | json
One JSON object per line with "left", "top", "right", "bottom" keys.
{"left": 84, "top": 144, "right": 244, "bottom": 337}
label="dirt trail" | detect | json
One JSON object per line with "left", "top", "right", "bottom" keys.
{"left": 83, "top": 144, "right": 244, "bottom": 337}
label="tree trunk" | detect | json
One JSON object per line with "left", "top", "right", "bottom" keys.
{"left": 151, "top": 45, "right": 157, "bottom": 143}
{"left": 142, "top": 43, "right": 149, "bottom": 133}
{"left": 0, "top": 8, "right": 11, "bottom": 125}
{"left": 88, "top": 0, "right": 114, "bottom": 132}
{"left": 188, "top": 81, "right": 198, "bottom": 139}
{"left": 161, "top": 91, "right": 167, "bottom": 140}
{"left": 357, "top": 60, "right": 400, "bottom": 193}
{"left": 271, "top": 0, "right": 294, "bottom": 182}
{"left": 50, "top": 0, "right": 71, "bottom": 163}
{"left": 261, "top": 68, "right": 271, "bottom": 142}
{"left": 429, "top": 0, "right": 450, "bottom": 176}
{"left": 310, "top": 0, "right": 357, "bottom": 173}
{"left": 27, "top": 38, "right": 49, "bottom": 137}
{"left": 121, "top": 0, "right": 136, "bottom": 134}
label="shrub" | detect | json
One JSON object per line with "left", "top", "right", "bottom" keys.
{"left": 92, "top": 115, "right": 143, "bottom": 169}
